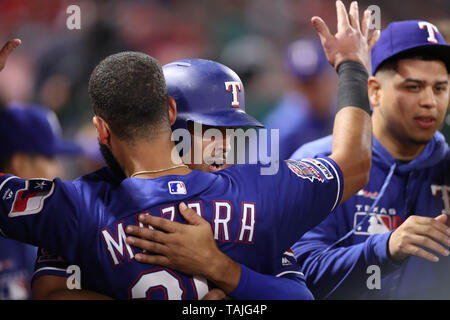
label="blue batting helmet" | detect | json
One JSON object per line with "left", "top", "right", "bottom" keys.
{"left": 163, "top": 59, "right": 263, "bottom": 130}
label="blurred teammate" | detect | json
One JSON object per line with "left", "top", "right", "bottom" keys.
{"left": 0, "top": 103, "right": 81, "bottom": 299}
{"left": 0, "top": 1, "right": 376, "bottom": 299}
{"left": 264, "top": 37, "right": 337, "bottom": 159}
{"left": 291, "top": 20, "right": 450, "bottom": 299}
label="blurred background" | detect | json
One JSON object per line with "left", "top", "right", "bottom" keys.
{"left": 0, "top": 0, "right": 449, "bottom": 178}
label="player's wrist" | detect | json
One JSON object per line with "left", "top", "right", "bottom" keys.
{"left": 204, "top": 252, "right": 241, "bottom": 294}
{"left": 337, "top": 60, "right": 371, "bottom": 115}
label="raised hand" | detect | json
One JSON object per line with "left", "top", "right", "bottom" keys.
{"left": 312, "top": 1, "right": 379, "bottom": 72}
{"left": 0, "top": 39, "right": 21, "bottom": 72}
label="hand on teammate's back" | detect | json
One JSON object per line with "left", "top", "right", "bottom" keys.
{"left": 126, "top": 202, "right": 241, "bottom": 294}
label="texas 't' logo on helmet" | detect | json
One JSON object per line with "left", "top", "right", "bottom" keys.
{"left": 225, "top": 81, "right": 242, "bottom": 108}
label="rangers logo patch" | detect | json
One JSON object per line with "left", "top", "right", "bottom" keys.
{"left": 285, "top": 160, "right": 324, "bottom": 183}
{"left": 8, "top": 179, "right": 54, "bottom": 217}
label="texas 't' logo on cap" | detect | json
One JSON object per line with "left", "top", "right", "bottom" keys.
{"left": 418, "top": 21, "right": 440, "bottom": 44}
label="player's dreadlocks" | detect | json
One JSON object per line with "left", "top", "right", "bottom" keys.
{"left": 88, "top": 51, "right": 170, "bottom": 141}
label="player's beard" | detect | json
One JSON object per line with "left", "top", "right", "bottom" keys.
{"left": 99, "top": 142, "right": 127, "bottom": 181}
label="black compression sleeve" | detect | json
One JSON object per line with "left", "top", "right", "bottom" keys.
{"left": 337, "top": 61, "right": 371, "bottom": 114}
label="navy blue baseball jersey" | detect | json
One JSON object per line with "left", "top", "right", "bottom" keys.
{"left": 0, "top": 159, "right": 342, "bottom": 299}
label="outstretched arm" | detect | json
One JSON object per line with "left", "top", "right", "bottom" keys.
{"left": 317, "top": 1, "right": 379, "bottom": 203}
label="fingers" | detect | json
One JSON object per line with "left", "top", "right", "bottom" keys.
{"left": 390, "top": 215, "right": 450, "bottom": 262}
{"left": 126, "top": 224, "right": 169, "bottom": 244}
{"left": 126, "top": 234, "right": 167, "bottom": 254}
{"left": 360, "top": 9, "right": 371, "bottom": 37}
{"left": 311, "top": 16, "right": 334, "bottom": 43}
{"left": 137, "top": 214, "right": 180, "bottom": 233}
{"left": 7, "top": 39, "right": 21, "bottom": 47}
{"left": 403, "top": 244, "right": 441, "bottom": 263}
{"left": 402, "top": 234, "right": 449, "bottom": 262}
{"left": 435, "top": 213, "right": 450, "bottom": 227}
{"left": 336, "top": 0, "right": 350, "bottom": 32}
{"left": 413, "top": 234, "right": 449, "bottom": 259}
{"left": 368, "top": 29, "right": 380, "bottom": 49}
{"left": 134, "top": 252, "right": 170, "bottom": 266}
{"left": 0, "top": 39, "right": 21, "bottom": 57}
{"left": 348, "top": 1, "right": 360, "bottom": 31}
{"left": 179, "top": 202, "right": 204, "bottom": 226}
{"left": 0, "top": 39, "right": 21, "bottom": 70}
{"left": 416, "top": 215, "right": 450, "bottom": 237}
{"left": 409, "top": 216, "right": 450, "bottom": 249}
{"left": 202, "top": 288, "right": 226, "bottom": 300}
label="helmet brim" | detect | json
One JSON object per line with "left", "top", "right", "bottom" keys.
{"left": 177, "top": 109, "right": 264, "bottom": 128}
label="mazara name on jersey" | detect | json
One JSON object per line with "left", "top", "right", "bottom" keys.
{"left": 101, "top": 201, "right": 257, "bottom": 266}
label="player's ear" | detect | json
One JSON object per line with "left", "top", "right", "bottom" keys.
{"left": 168, "top": 96, "right": 177, "bottom": 126}
{"left": 368, "top": 76, "right": 382, "bottom": 108}
{"left": 93, "top": 116, "right": 111, "bottom": 145}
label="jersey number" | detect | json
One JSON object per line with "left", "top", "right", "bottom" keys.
{"left": 129, "top": 269, "right": 209, "bottom": 300}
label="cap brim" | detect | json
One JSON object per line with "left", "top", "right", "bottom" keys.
{"left": 376, "top": 44, "right": 450, "bottom": 74}
{"left": 179, "top": 109, "right": 264, "bottom": 128}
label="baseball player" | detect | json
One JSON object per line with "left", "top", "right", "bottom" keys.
{"left": 1, "top": 1, "right": 376, "bottom": 299}
{"left": 32, "top": 59, "right": 308, "bottom": 300}
{"left": 0, "top": 39, "right": 69, "bottom": 300}
{"left": 0, "top": 103, "right": 81, "bottom": 299}
{"left": 291, "top": 20, "right": 450, "bottom": 299}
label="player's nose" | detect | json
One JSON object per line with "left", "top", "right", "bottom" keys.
{"left": 419, "top": 86, "right": 438, "bottom": 109}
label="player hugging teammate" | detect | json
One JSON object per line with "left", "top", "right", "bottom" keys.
{"left": 2, "top": 1, "right": 448, "bottom": 300}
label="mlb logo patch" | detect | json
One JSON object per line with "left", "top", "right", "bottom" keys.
{"left": 168, "top": 181, "right": 187, "bottom": 195}
{"left": 353, "top": 212, "right": 403, "bottom": 235}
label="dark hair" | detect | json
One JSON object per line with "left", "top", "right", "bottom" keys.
{"left": 376, "top": 50, "right": 450, "bottom": 75}
{"left": 88, "top": 51, "right": 169, "bottom": 140}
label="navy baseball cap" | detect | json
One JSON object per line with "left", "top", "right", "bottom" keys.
{"left": 285, "top": 37, "right": 332, "bottom": 80}
{"left": 0, "top": 103, "right": 82, "bottom": 158}
{"left": 372, "top": 20, "right": 450, "bottom": 75}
